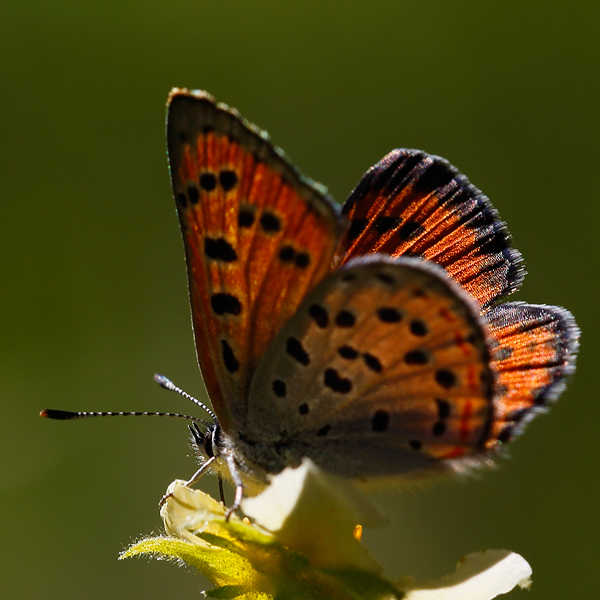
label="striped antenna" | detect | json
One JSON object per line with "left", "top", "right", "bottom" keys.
{"left": 153, "top": 374, "right": 218, "bottom": 422}
{"left": 40, "top": 375, "right": 217, "bottom": 426}
{"left": 40, "top": 408, "right": 210, "bottom": 426}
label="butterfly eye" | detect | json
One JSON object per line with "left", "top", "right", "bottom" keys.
{"left": 203, "top": 431, "right": 214, "bottom": 458}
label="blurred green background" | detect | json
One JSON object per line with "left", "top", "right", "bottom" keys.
{"left": 1, "top": 1, "right": 596, "bottom": 598}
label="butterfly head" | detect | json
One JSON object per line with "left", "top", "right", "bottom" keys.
{"left": 189, "top": 420, "right": 222, "bottom": 462}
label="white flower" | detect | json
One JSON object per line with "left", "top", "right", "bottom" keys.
{"left": 121, "top": 460, "right": 532, "bottom": 600}
{"left": 241, "top": 458, "right": 386, "bottom": 572}
{"left": 399, "top": 549, "right": 531, "bottom": 600}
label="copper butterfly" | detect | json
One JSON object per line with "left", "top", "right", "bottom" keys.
{"left": 43, "top": 89, "right": 579, "bottom": 514}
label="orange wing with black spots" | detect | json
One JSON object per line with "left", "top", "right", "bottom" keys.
{"left": 246, "top": 256, "right": 497, "bottom": 479}
{"left": 167, "top": 89, "right": 341, "bottom": 432}
{"left": 334, "top": 149, "right": 524, "bottom": 308}
{"left": 482, "top": 302, "right": 579, "bottom": 450}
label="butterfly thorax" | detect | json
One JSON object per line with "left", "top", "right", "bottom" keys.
{"left": 208, "top": 423, "right": 450, "bottom": 486}
{"left": 189, "top": 423, "right": 287, "bottom": 493}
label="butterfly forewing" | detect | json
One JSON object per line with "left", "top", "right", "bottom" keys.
{"left": 334, "top": 150, "right": 524, "bottom": 308}
{"left": 246, "top": 255, "right": 496, "bottom": 480}
{"left": 167, "top": 89, "right": 341, "bottom": 431}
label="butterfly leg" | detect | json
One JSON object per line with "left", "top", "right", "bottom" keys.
{"left": 224, "top": 454, "right": 244, "bottom": 521}
{"left": 218, "top": 474, "right": 226, "bottom": 505}
{"left": 158, "top": 455, "right": 216, "bottom": 507}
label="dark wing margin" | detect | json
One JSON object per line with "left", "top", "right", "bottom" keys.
{"left": 335, "top": 149, "right": 525, "bottom": 308}
{"left": 483, "top": 301, "right": 580, "bottom": 449}
{"left": 167, "top": 90, "right": 341, "bottom": 224}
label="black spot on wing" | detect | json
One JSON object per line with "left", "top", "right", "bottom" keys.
{"left": 294, "top": 252, "right": 310, "bottom": 268}
{"left": 398, "top": 221, "right": 424, "bottom": 240}
{"left": 316, "top": 424, "right": 331, "bottom": 437}
{"left": 410, "top": 319, "right": 428, "bottom": 336}
{"left": 238, "top": 206, "right": 255, "bottom": 228}
{"left": 324, "top": 368, "right": 352, "bottom": 394}
{"left": 308, "top": 304, "right": 329, "bottom": 328}
{"left": 363, "top": 353, "right": 382, "bottom": 372}
{"left": 205, "top": 238, "right": 238, "bottom": 262}
{"left": 187, "top": 185, "right": 200, "bottom": 205}
{"left": 436, "top": 398, "right": 451, "bottom": 418}
{"left": 260, "top": 211, "right": 281, "bottom": 234}
{"left": 374, "top": 216, "right": 401, "bottom": 234}
{"left": 279, "top": 245, "right": 295, "bottom": 262}
{"left": 338, "top": 345, "right": 358, "bottom": 359}
{"left": 435, "top": 369, "right": 457, "bottom": 389}
{"left": 221, "top": 340, "right": 239, "bottom": 373}
{"left": 272, "top": 380, "right": 286, "bottom": 397}
{"left": 219, "top": 170, "right": 238, "bottom": 191}
{"left": 371, "top": 410, "right": 389, "bottom": 432}
{"left": 347, "top": 219, "right": 368, "bottom": 240}
{"left": 495, "top": 347, "right": 513, "bottom": 361}
{"left": 200, "top": 172, "right": 217, "bottom": 192}
{"left": 210, "top": 293, "right": 242, "bottom": 316}
{"left": 335, "top": 310, "right": 356, "bottom": 328}
{"left": 404, "top": 350, "right": 429, "bottom": 365}
{"left": 377, "top": 307, "right": 402, "bottom": 323}
{"left": 432, "top": 421, "right": 446, "bottom": 436}
{"left": 286, "top": 337, "right": 310, "bottom": 366}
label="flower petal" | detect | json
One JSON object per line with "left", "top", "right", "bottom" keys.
{"left": 241, "top": 459, "right": 385, "bottom": 572}
{"left": 399, "top": 550, "right": 532, "bottom": 600}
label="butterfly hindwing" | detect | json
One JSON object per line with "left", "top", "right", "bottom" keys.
{"left": 167, "top": 89, "right": 342, "bottom": 431}
{"left": 483, "top": 302, "right": 579, "bottom": 449}
{"left": 246, "top": 255, "right": 496, "bottom": 480}
{"left": 334, "top": 150, "right": 524, "bottom": 308}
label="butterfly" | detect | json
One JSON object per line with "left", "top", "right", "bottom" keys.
{"left": 160, "top": 88, "right": 578, "bottom": 509}
{"left": 42, "top": 89, "right": 579, "bottom": 515}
